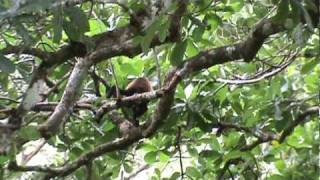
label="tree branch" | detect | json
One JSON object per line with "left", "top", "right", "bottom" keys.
{"left": 216, "top": 51, "right": 298, "bottom": 84}
{"left": 279, "top": 106, "right": 319, "bottom": 143}
{"left": 38, "top": 58, "right": 92, "bottom": 139}
{"left": 0, "top": 45, "right": 50, "bottom": 60}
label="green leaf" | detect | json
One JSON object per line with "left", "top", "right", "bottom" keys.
{"left": 209, "top": 136, "right": 221, "bottom": 151}
{"left": 186, "top": 39, "right": 199, "bottom": 57}
{"left": 187, "top": 145, "right": 198, "bottom": 157}
{"left": 230, "top": 0, "right": 244, "bottom": 12}
{"left": 70, "top": 147, "right": 83, "bottom": 157}
{"left": 239, "top": 63, "right": 256, "bottom": 73}
{"left": 224, "top": 151, "right": 251, "bottom": 163}
{"left": 102, "top": 120, "right": 116, "bottom": 132}
{"left": 120, "top": 60, "right": 144, "bottom": 76}
{"left": 224, "top": 132, "right": 241, "bottom": 148}
{"left": 87, "top": 19, "right": 108, "bottom": 36}
{"left": 0, "top": 72, "right": 9, "bottom": 91}
{"left": 0, "top": 54, "right": 15, "bottom": 73}
{"left": 192, "top": 26, "right": 205, "bottom": 41}
{"left": 64, "top": 7, "right": 89, "bottom": 33}
{"left": 170, "top": 40, "right": 187, "bottom": 66}
{"left": 268, "top": 175, "right": 286, "bottom": 180}
{"left": 304, "top": 74, "right": 318, "bottom": 92}
{"left": 139, "top": 143, "right": 158, "bottom": 152}
{"left": 12, "top": 21, "right": 35, "bottom": 45}
{"left": 63, "top": 7, "right": 89, "bottom": 40}
{"left": 301, "top": 58, "right": 318, "bottom": 74}
{"left": 158, "top": 17, "right": 170, "bottom": 42}
{"left": 144, "top": 151, "right": 158, "bottom": 164}
{"left": 52, "top": 8, "right": 63, "bottom": 44}
{"left": 272, "top": 0, "right": 289, "bottom": 23}
{"left": 186, "top": 167, "right": 201, "bottom": 178}
{"left": 159, "top": 151, "right": 170, "bottom": 162}
{"left": 206, "top": 14, "right": 221, "bottom": 30}
{"left": 18, "top": 126, "right": 40, "bottom": 140}
{"left": 63, "top": 20, "right": 81, "bottom": 40}
{"left": 199, "top": 150, "right": 220, "bottom": 160}
{"left": 155, "top": 168, "right": 161, "bottom": 177}
{"left": 275, "top": 159, "right": 286, "bottom": 171}
{"left": 0, "top": 155, "right": 9, "bottom": 165}
{"left": 286, "top": 126, "right": 312, "bottom": 148}
{"left": 231, "top": 101, "right": 243, "bottom": 115}
{"left": 140, "top": 18, "right": 162, "bottom": 52}
{"left": 290, "top": 0, "right": 302, "bottom": 25}
{"left": 170, "top": 172, "right": 180, "bottom": 180}
{"left": 123, "top": 162, "right": 133, "bottom": 173}
{"left": 215, "top": 85, "right": 228, "bottom": 104}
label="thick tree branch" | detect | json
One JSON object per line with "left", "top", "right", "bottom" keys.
{"left": 7, "top": 66, "right": 178, "bottom": 178}
{"left": 38, "top": 58, "right": 92, "bottom": 139}
{"left": 2, "top": 0, "right": 186, "bottom": 133}
{"left": 3, "top": 0, "right": 319, "bottom": 176}
{"left": 35, "top": 0, "right": 187, "bottom": 139}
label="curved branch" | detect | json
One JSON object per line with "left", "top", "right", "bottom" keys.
{"left": 7, "top": 68, "right": 177, "bottom": 178}
{"left": 216, "top": 51, "right": 298, "bottom": 84}
{"left": 279, "top": 106, "right": 319, "bottom": 143}
{"left": 217, "top": 105, "right": 319, "bottom": 178}
{"left": 4, "top": 1, "right": 319, "bottom": 177}
{"left": 3, "top": 0, "right": 186, "bottom": 132}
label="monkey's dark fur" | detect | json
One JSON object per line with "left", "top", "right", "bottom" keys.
{"left": 108, "top": 77, "right": 153, "bottom": 126}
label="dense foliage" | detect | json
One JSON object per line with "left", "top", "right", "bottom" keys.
{"left": 0, "top": 0, "right": 319, "bottom": 179}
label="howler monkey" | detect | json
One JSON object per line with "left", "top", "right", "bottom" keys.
{"left": 108, "top": 77, "right": 153, "bottom": 126}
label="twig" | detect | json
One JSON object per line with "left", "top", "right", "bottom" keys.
{"left": 176, "top": 126, "right": 184, "bottom": 179}
{"left": 153, "top": 48, "right": 162, "bottom": 88}
{"left": 44, "top": 73, "right": 70, "bottom": 97}
{"left": 85, "top": 161, "right": 92, "bottom": 180}
{"left": 109, "top": 61, "right": 121, "bottom": 98}
{"left": 125, "top": 164, "right": 150, "bottom": 180}
{"left": 21, "top": 138, "right": 46, "bottom": 165}
{"left": 0, "top": 96, "right": 20, "bottom": 103}
{"left": 216, "top": 51, "right": 298, "bottom": 85}
{"left": 279, "top": 106, "right": 319, "bottom": 143}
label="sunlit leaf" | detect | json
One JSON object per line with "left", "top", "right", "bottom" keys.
{"left": 0, "top": 54, "right": 15, "bottom": 73}
{"left": 170, "top": 39, "right": 187, "bottom": 66}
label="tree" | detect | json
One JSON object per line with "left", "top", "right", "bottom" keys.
{"left": 0, "top": 0, "right": 319, "bottom": 179}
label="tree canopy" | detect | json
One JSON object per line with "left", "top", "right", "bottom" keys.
{"left": 0, "top": 0, "right": 319, "bottom": 179}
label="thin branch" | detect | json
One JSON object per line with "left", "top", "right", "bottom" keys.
{"left": 176, "top": 126, "right": 184, "bottom": 179}
{"left": 43, "top": 73, "right": 70, "bottom": 97}
{"left": 217, "top": 106, "right": 319, "bottom": 177}
{"left": 110, "top": 61, "right": 121, "bottom": 98}
{"left": 153, "top": 48, "right": 162, "bottom": 88}
{"left": 125, "top": 164, "right": 150, "bottom": 180}
{"left": 0, "top": 45, "right": 50, "bottom": 60}
{"left": 0, "top": 96, "right": 20, "bottom": 103}
{"left": 85, "top": 162, "right": 93, "bottom": 180}
{"left": 279, "top": 106, "right": 319, "bottom": 143}
{"left": 90, "top": 69, "right": 102, "bottom": 97}
{"left": 32, "top": 102, "right": 94, "bottom": 112}
{"left": 21, "top": 138, "right": 46, "bottom": 165}
{"left": 216, "top": 52, "right": 298, "bottom": 85}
